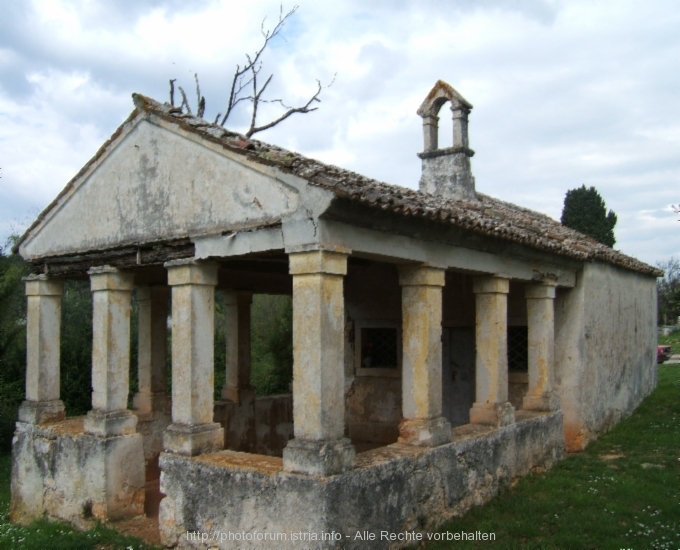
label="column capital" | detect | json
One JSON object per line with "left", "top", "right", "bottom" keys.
{"left": 24, "top": 275, "right": 64, "bottom": 296}
{"left": 88, "top": 266, "right": 135, "bottom": 291}
{"left": 473, "top": 275, "right": 509, "bottom": 295}
{"left": 289, "top": 249, "right": 348, "bottom": 276}
{"left": 398, "top": 265, "right": 445, "bottom": 287}
{"left": 525, "top": 282, "right": 557, "bottom": 299}
{"left": 165, "top": 260, "right": 218, "bottom": 286}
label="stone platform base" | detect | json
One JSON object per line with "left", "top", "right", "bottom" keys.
{"left": 159, "top": 410, "right": 563, "bottom": 549}
{"left": 10, "top": 417, "right": 145, "bottom": 528}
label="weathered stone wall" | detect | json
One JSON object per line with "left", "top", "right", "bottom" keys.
{"left": 11, "top": 418, "right": 144, "bottom": 528}
{"left": 159, "top": 411, "right": 563, "bottom": 549}
{"left": 555, "top": 262, "right": 657, "bottom": 451}
{"left": 213, "top": 394, "right": 293, "bottom": 456}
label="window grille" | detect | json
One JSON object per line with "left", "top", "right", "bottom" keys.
{"left": 361, "top": 328, "right": 398, "bottom": 369}
{"left": 507, "top": 326, "right": 528, "bottom": 372}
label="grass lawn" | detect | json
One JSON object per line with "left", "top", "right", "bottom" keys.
{"left": 0, "top": 366, "right": 677, "bottom": 549}
{"left": 659, "top": 331, "right": 680, "bottom": 350}
{"left": 426, "top": 365, "right": 680, "bottom": 550}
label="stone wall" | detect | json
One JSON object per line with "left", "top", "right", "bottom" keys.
{"left": 555, "top": 262, "right": 657, "bottom": 451}
{"left": 213, "top": 394, "right": 293, "bottom": 456}
{"left": 159, "top": 410, "right": 563, "bottom": 549}
{"left": 11, "top": 418, "right": 144, "bottom": 528}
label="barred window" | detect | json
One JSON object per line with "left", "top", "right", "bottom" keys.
{"left": 361, "top": 328, "right": 398, "bottom": 369}
{"left": 507, "top": 326, "right": 528, "bottom": 372}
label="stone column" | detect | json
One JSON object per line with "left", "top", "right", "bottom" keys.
{"left": 18, "top": 275, "right": 65, "bottom": 424}
{"left": 398, "top": 265, "right": 451, "bottom": 446}
{"left": 221, "top": 291, "right": 254, "bottom": 402}
{"left": 523, "top": 283, "right": 560, "bottom": 411}
{"left": 163, "top": 260, "right": 224, "bottom": 456}
{"left": 422, "top": 114, "right": 439, "bottom": 151}
{"left": 133, "top": 286, "right": 170, "bottom": 414}
{"left": 282, "top": 249, "right": 355, "bottom": 476}
{"left": 84, "top": 267, "right": 138, "bottom": 436}
{"left": 470, "top": 276, "right": 515, "bottom": 427}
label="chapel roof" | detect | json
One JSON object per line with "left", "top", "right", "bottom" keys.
{"left": 15, "top": 93, "right": 662, "bottom": 277}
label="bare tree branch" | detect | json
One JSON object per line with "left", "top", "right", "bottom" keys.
{"left": 170, "top": 4, "right": 333, "bottom": 137}
{"left": 178, "top": 86, "right": 192, "bottom": 115}
{"left": 169, "top": 79, "right": 176, "bottom": 107}
{"left": 194, "top": 73, "right": 206, "bottom": 118}
{"left": 246, "top": 78, "right": 323, "bottom": 138}
{"left": 219, "top": 4, "right": 299, "bottom": 126}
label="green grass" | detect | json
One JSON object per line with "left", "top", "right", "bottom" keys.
{"left": 0, "top": 455, "right": 159, "bottom": 549}
{"left": 659, "top": 330, "right": 680, "bottom": 350}
{"left": 426, "top": 365, "right": 680, "bottom": 550}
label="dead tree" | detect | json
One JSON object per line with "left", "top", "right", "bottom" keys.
{"left": 169, "top": 5, "right": 332, "bottom": 138}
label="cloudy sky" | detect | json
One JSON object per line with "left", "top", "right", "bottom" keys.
{"left": 1, "top": 0, "right": 678, "bottom": 265}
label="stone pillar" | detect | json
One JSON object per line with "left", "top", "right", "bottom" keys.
{"left": 221, "top": 291, "right": 254, "bottom": 402}
{"left": 85, "top": 267, "right": 138, "bottom": 436}
{"left": 398, "top": 265, "right": 451, "bottom": 446}
{"left": 422, "top": 114, "right": 439, "bottom": 151}
{"left": 282, "top": 249, "right": 355, "bottom": 476}
{"left": 470, "top": 276, "right": 515, "bottom": 427}
{"left": 523, "top": 283, "right": 560, "bottom": 411}
{"left": 163, "top": 260, "right": 224, "bottom": 456}
{"left": 133, "top": 286, "right": 170, "bottom": 414}
{"left": 452, "top": 106, "right": 470, "bottom": 148}
{"left": 18, "top": 275, "right": 65, "bottom": 424}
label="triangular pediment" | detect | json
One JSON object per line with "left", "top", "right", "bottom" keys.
{"left": 19, "top": 117, "right": 299, "bottom": 259}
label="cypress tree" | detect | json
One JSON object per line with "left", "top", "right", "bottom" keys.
{"left": 560, "top": 185, "right": 617, "bottom": 247}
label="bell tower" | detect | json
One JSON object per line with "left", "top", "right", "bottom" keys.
{"left": 417, "top": 80, "right": 476, "bottom": 201}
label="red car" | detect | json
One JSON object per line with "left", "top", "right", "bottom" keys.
{"left": 657, "top": 345, "right": 672, "bottom": 364}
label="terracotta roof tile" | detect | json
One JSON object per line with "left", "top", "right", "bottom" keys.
{"left": 16, "top": 94, "right": 663, "bottom": 278}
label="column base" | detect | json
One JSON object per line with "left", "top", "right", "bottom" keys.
{"left": 398, "top": 417, "right": 451, "bottom": 447}
{"left": 132, "top": 392, "right": 170, "bottom": 414}
{"left": 163, "top": 423, "right": 224, "bottom": 456}
{"left": 470, "top": 402, "right": 515, "bottom": 427}
{"left": 85, "top": 409, "right": 138, "bottom": 436}
{"left": 17, "top": 400, "right": 65, "bottom": 425}
{"left": 283, "top": 438, "right": 355, "bottom": 476}
{"left": 523, "top": 391, "right": 560, "bottom": 412}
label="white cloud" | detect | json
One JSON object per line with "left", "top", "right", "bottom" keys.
{"left": 1, "top": 0, "right": 679, "bottom": 265}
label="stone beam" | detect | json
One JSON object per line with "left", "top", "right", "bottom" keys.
{"left": 301, "top": 219, "right": 577, "bottom": 287}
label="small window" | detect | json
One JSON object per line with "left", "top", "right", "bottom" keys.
{"left": 508, "top": 326, "right": 528, "bottom": 373}
{"left": 355, "top": 321, "right": 401, "bottom": 377}
{"left": 361, "top": 328, "right": 398, "bottom": 369}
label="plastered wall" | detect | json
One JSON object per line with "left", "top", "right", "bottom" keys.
{"left": 555, "top": 262, "right": 657, "bottom": 451}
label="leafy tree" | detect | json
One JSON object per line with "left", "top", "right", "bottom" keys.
{"left": 560, "top": 185, "right": 618, "bottom": 247}
{"left": 0, "top": 240, "right": 30, "bottom": 448}
{"left": 657, "top": 257, "right": 680, "bottom": 326}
